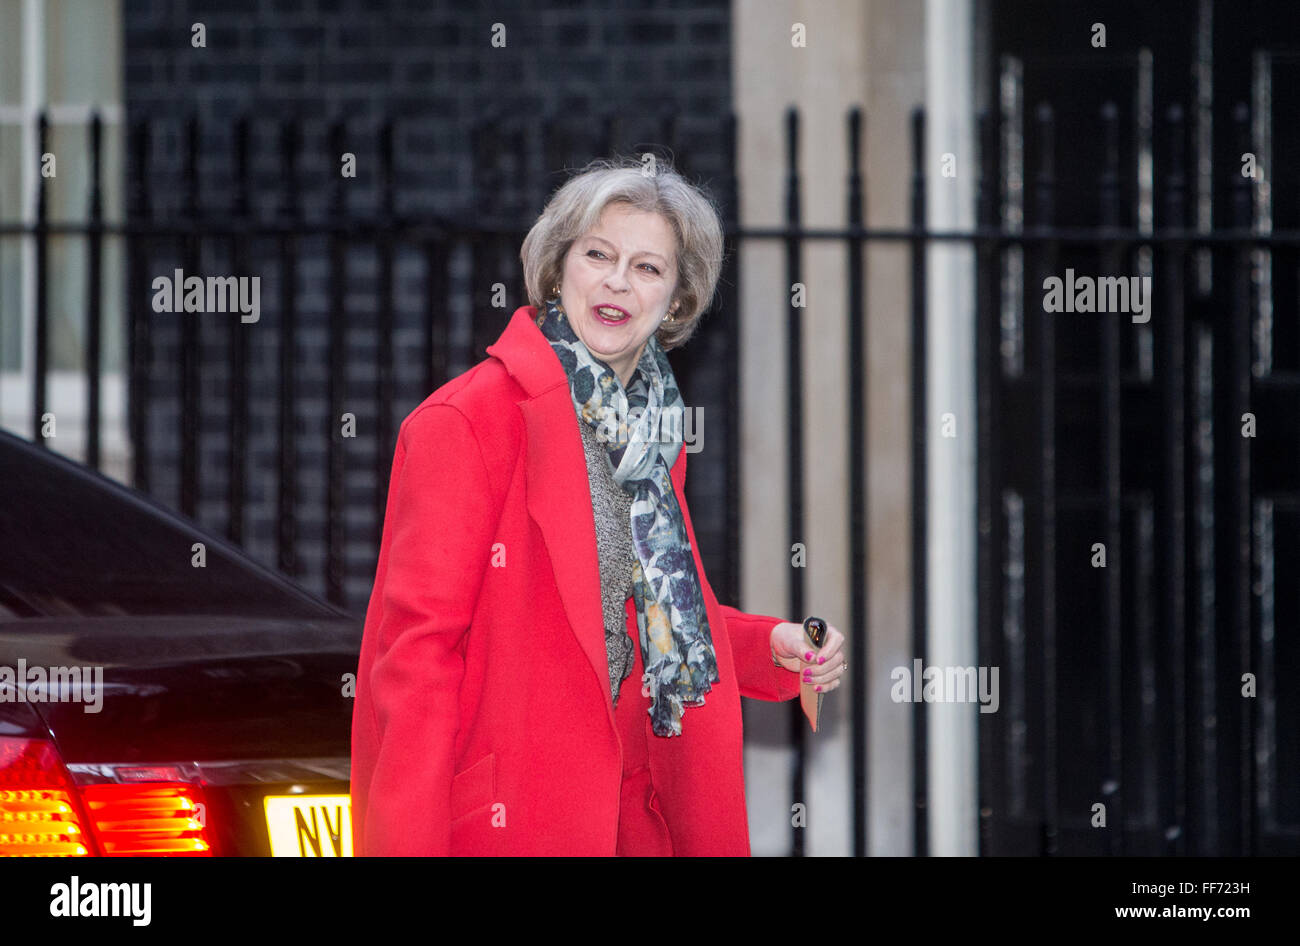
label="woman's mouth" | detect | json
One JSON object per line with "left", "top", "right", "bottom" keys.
{"left": 593, "top": 304, "right": 630, "bottom": 325}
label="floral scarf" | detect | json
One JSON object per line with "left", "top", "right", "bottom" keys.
{"left": 537, "top": 297, "right": 719, "bottom": 736}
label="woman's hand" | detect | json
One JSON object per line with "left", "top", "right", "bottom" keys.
{"left": 770, "top": 620, "right": 848, "bottom": 693}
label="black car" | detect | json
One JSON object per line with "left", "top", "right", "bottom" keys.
{"left": 0, "top": 430, "right": 361, "bottom": 856}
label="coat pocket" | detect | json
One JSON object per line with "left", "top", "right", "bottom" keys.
{"left": 644, "top": 788, "right": 675, "bottom": 855}
{"left": 450, "top": 752, "right": 496, "bottom": 823}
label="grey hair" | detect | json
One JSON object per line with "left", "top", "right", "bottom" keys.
{"left": 520, "top": 155, "right": 725, "bottom": 350}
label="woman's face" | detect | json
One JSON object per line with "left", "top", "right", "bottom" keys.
{"left": 557, "top": 201, "right": 679, "bottom": 387}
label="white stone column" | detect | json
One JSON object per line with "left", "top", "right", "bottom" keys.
{"left": 925, "top": 0, "right": 978, "bottom": 856}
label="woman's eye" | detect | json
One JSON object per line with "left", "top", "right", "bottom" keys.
{"left": 585, "top": 249, "right": 657, "bottom": 274}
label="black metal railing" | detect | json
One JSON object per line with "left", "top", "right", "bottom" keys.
{"left": 1, "top": 85, "right": 1297, "bottom": 858}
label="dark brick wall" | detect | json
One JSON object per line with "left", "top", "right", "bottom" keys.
{"left": 124, "top": 0, "right": 737, "bottom": 612}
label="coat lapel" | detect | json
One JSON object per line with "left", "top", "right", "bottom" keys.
{"left": 518, "top": 389, "right": 611, "bottom": 709}
{"left": 487, "top": 307, "right": 614, "bottom": 715}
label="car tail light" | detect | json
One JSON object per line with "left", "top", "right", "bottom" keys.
{"left": 0, "top": 737, "right": 92, "bottom": 856}
{"left": 80, "top": 784, "right": 211, "bottom": 856}
{"left": 1, "top": 737, "right": 213, "bottom": 856}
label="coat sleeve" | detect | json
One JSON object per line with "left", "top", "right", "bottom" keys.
{"left": 350, "top": 402, "right": 498, "bottom": 856}
{"left": 721, "top": 605, "right": 802, "bottom": 702}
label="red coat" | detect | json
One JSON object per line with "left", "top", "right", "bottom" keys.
{"left": 350, "top": 305, "right": 800, "bottom": 855}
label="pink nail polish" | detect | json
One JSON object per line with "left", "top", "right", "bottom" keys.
{"left": 818, "top": 656, "right": 826, "bottom": 664}
{"left": 815, "top": 685, "right": 822, "bottom": 692}
{"left": 804, "top": 651, "right": 813, "bottom": 660}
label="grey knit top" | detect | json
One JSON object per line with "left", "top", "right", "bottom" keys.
{"left": 577, "top": 415, "right": 638, "bottom": 705}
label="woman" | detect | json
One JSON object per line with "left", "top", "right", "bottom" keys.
{"left": 350, "top": 158, "right": 847, "bottom": 856}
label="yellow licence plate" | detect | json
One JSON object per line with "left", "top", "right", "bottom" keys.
{"left": 263, "top": 795, "right": 353, "bottom": 857}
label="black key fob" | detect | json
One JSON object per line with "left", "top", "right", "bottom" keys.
{"left": 801, "top": 617, "right": 828, "bottom": 731}
{"left": 803, "top": 616, "right": 828, "bottom": 649}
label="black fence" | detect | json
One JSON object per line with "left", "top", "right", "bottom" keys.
{"left": 971, "top": 84, "right": 1299, "bottom": 854}
{"left": 2, "top": 78, "right": 1297, "bottom": 857}
{"left": 3, "top": 109, "right": 744, "bottom": 609}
